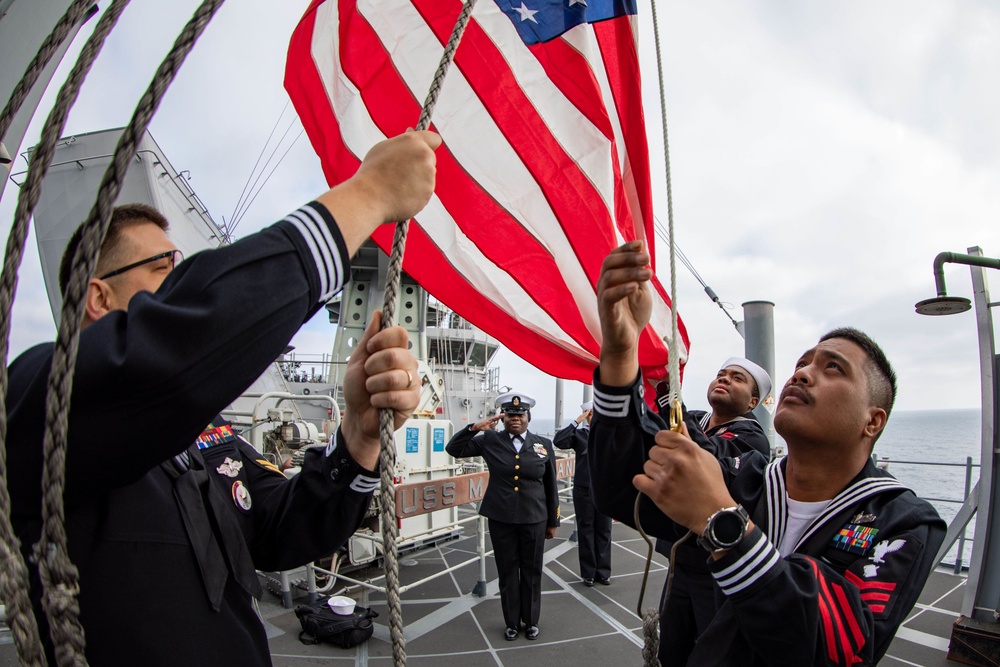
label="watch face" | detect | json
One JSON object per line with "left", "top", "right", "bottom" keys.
{"left": 711, "top": 511, "right": 746, "bottom": 545}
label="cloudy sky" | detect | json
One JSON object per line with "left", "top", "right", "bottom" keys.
{"left": 3, "top": 0, "right": 998, "bottom": 425}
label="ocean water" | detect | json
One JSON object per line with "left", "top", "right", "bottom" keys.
{"left": 875, "top": 408, "right": 981, "bottom": 567}
{"left": 532, "top": 409, "right": 982, "bottom": 566}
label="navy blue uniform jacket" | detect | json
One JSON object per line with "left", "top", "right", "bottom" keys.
{"left": 446, "top": 426, "right": 560, "bottom": 527}
{"left": 553, "top": 422, "right": 592, "bottom": 488}
{"left": 6, "top": 203, "right": 378, "bottom": 666}
{"left": 589, "top": 372, "right": 945, "bottom": 666}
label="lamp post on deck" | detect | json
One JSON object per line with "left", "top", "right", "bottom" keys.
{"left": 915, "top": 247, "right": 1000, "bottom": 666}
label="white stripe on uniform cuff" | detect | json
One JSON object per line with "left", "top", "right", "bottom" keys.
{"left": 283, "top": 204, "right": 347, "bottom": 302}
{"left": 593, "top": 387, "right": 630, "bottom": 418}
{"left": 713, "top": 532, "right": 782, "bottom": 596}
{"left": 298, "top": 204, "right": 346, "bottom": 297}
{"left": 350, "top": 475, "right": 380, "bottom": 493}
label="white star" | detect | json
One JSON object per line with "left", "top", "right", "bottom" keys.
{"left": 513, "top": 2, "right": 539, "bottom": 23}
{"left": 568, "top": 0, "right": 587, "bottom": 6}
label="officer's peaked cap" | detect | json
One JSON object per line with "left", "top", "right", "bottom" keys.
{"left": 496, "top": 391, "right": 536, "bottom": 414}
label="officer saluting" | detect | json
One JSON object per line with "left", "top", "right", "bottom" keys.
{"left": 446, "top": 392, "right": 559, "bottom": 642}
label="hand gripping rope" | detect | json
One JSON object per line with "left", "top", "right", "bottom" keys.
{"left": 633, "top": 1, "right": 688, "bottom": 665}
{"left": 375, "top": 1, "right": 478, "bottom": 664}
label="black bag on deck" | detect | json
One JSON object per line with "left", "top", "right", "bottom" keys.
{"left": 294, "top": 596, "right": 378, "bottom": 648}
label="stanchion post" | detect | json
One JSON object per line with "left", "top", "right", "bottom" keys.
{"left": 473, "top": 514, "right": 488, "bottom": 597}
{"left": 306, "top": 562, "right": 318, "bottom": 603}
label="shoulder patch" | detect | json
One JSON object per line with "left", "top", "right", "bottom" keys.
{"left": 253, "top": 458, "right": 286, "bottom": 477}
{"left": 844, "top": 535, "right": 923, "bottom": 620}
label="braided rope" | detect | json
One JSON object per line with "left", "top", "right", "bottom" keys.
{"left": 1, "top": 1, "right": 225, "bottom": 664}
{"left": 641, "top": 609, "right": 660, "bottom": 667}
{"left": 0, "top": 0, "right": 93, "bottom": 143}
{"left": 639, "top": 2, "right": 681, "bottom": 665}
{"left": 376, "top": 1, "right": 478, "bottom": 663}
{"left": 0, "top": 1, "right": 134, "bottom": 663}
{"left": 650, "top": 0, "right": 681, "bottom": 404}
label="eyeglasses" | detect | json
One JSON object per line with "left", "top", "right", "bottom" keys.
{"left": 99, "top": 249, "right": 184, "bottom": 280}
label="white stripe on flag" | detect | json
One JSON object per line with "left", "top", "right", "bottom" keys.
{"left": 358, "top": 0, "right": 606, "bottom": 341}
{"left": 475, "top": 1, "right": 616, "bottom": 212}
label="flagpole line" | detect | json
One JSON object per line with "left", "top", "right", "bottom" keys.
{"left": 376, "top": 1, "right": 480, "bottom": 665}
{"left": 635, "top": 1, "right": 681, "bottom": 665}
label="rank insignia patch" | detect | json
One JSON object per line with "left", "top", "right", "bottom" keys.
{"left": 532, "top": 443, "right": 547, "bottom": 458}
{"left": 831, "top": 523, "right": 879, "bottom": 556}
{"left": 232, "top": 480, "right": 252, "bottom": 511}
{"left": 216, "top": 457, "right": 243, "bottom": 478}
{"left": 256, "top": 458, "right": 284, "bottom": 476}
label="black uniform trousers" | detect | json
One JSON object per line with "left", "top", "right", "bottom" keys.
{"left": 656, "top": 409, "right": 771, "bottom": 665}
{"left": 573, "top": 484, "right": 612, "bottom": 581}
{"left": 489, "top": 518, "right": 546, "bottom": 628}
{"left": 657, "top": 554, "right": 717, "bottom": 667}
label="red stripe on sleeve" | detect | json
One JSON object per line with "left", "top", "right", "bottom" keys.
{"left": 832, "top": 583, "right": 866, "bottom": 651}
{"left": 816, "top": 590, "right": 841, "bottom": 664}
{"left": 811, "top": 559, "right": 858, "bottom": 666}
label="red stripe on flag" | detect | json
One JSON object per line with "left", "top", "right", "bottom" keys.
{"left": 379, "top": 225, "right": 599, "bottom": 381}
{"left": 285, "top": 1, "right": 361, "bottom": 186}
{"left": 593, "top": 18, "right": 652, "bottom": 255}
{"left": 527, "top": 37, "right": 615, "bottom": 141}
{"left": 333, "top": 6, "right": 600, "bottom": 353}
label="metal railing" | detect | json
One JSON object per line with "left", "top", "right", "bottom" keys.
{"left": 876, "top": 455, "right": 978, "bottom": 574}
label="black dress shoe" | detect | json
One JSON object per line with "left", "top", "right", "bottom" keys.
{"left": 525, "top": 625, "right": 540, "bottom": 640}
{"left": 583, "top": 578, "right": 595, "bottom": 587}
{"left": 504, "top": 626, "right": 519, "bottom": 641}
{"left": 596, "top": 577, "right": 611, "bottom": 586}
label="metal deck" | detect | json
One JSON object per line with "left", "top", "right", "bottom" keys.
{"left": 0, "top": 499, "right": 972, "bottom": 665}
{"left": 259, "top": 501, "right": 969, "bottom": 666}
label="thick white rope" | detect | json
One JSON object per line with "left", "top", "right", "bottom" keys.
{"left": 638, "top": 2, "right": 682, "bottom": 665}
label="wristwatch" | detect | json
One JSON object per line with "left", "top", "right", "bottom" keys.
{"left": 697, "top": 505, "right": 750, "bottom": 553}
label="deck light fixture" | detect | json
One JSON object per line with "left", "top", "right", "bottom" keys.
{"left": 914, "top": 252, "right": 1000, "bottom": 316}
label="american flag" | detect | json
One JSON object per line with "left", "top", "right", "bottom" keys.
{"left": 284, "top": 0, "right": 688, "bottom": 387}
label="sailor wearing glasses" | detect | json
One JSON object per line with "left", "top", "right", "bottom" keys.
{"left": 6, "top": 132, "right": 440, "bottom": 665}
{"left": 446, "top": 391, "right": 560, "bottom": 642}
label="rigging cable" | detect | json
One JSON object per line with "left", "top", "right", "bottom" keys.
{"left": 229, "top": 128, "right": 304, "bottom": 236}
{"left": 228, "top": 116, "right": 302, "bottom": 236}
{"left": 228, "top": 99, "right": 290, "bottom": 232}
{"left": 651, "top": 215, "right": 741, "bottom": 331}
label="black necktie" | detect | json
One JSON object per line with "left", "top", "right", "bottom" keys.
{"left": 162, "top": 446, "right": 262, "bottom": 610}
